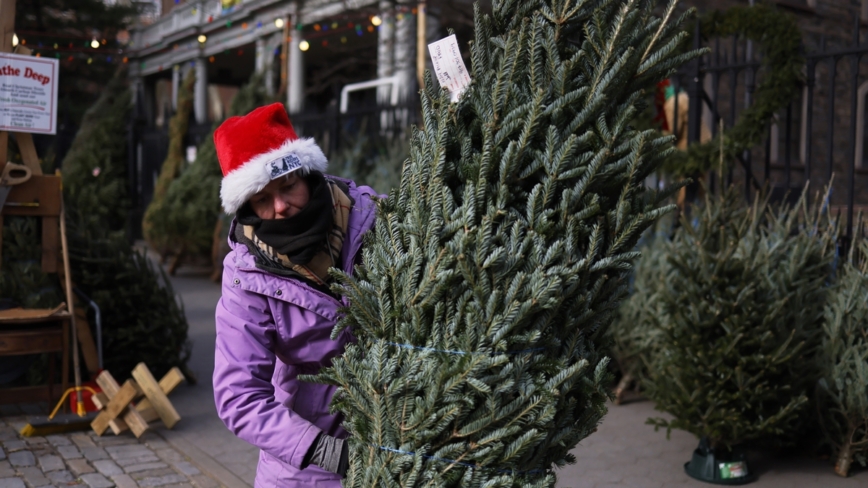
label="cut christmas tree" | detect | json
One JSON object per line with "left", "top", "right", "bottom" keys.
{"left": 645, "top": 186, "right": 837, "bottom": 484}
{"left": 816, "top": 240, "right": 868, "bottom": 477}
{"left": 311, "top": 0, "right": 699, "bottom": 485}
{"left": 150, "top": 72, "right": 271, "bottom": 274}
{"left": 142, "top": 68, "right": 196, "bottom": 256}
{"left": 61, "top": 67, "right": 190, "bottom": 381}
{"left": 609, "top": 219, "right": 672, "bottom": 404}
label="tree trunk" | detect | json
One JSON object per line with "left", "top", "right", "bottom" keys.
{"left": 613, "top": 373, "right": 633, "bottom": 405}
{"left": 834, "top": 440, "right": 852, "bottom": 477}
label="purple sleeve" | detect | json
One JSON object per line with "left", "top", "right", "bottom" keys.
{"left": 213, "top": 275, "right": 321, "bottom": 468}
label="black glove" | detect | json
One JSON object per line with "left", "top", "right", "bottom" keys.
{"left": 305, "top": 433, "right": 349, "bottom": 477}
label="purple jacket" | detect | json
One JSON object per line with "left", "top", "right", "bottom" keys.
{"left": 213, "top": 178, "right": 378, "bottom": 487}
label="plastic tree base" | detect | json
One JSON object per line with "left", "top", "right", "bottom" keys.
{"left": 684, "top": 437, "right": 757, "bottom": 485}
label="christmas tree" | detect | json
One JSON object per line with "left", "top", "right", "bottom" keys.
{"left": 142, "top": 68, "right": 196, "bottom": 253}
{"left": 816, "top": 240, "right": 868, "bottom": 477}
{"left": 312, "top": 0, "right": 698, "bottom": 485}
{"left": 151, "top": 72, "right": 271, "bottom": 270}
{"left": 61, "top": 68, "right": 190, "bottom": 380}
{"left": 61, "top": 67, "right": 132, "bottom": 231}
{"left": 609, "top": 218, "right": 672, "bottom": 404}
{"left": 330, "top": 129, "right": 408, "bottom": 193}
{"left": 645, "top": 186, "right": 837, "bottom": 451}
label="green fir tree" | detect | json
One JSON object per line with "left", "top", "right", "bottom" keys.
{"left": 330, "top": 130, "right": 409, "bottom": 193}
{"left": 61, "top": 68, "right": 191, "bottom": 380}
{"left": 151, "top": 72, "right": 271, "bottom": 263}
{"left": 142, "top": 69, "right": 196, "bottom": 252}
{"left": 311, "top": 0, "right": 698, "bottom": 485}
{"left": 645, "top": 187, "right": 837, "bottom": 450}
{"left": 816, "top": 240, "right": 868, "bottom": 477}
{"left": 61, "top": 67, "right": 132, "bottom": 231}
{"left": 609, "top": 219, "right": 671, "bottom": 403}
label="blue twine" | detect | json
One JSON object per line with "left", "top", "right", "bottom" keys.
{"left": 372, "top": 445, "right": 546, "bottom": 475}
{"left": 381, "top": 340, "right": 545, "bottom": 356}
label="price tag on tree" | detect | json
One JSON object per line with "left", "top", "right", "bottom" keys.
{"left": 427, "top": 35, "right": 471, "bottom": 103}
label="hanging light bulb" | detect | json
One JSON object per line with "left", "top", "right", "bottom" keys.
{"left": 198, "top": 34, "right": 207, "bottom": 43}
{"left": 11, "top": 33, "right": 18, "bottom": 47}
{"left": 371, "top": 16, "right": 382, "bottom": 26}
{"left": 91, "top": 38, "right": 100, "bottom": 49}
{"left": 275, "top": 18, "right": 285, "bottom": 28}
{"left": 299, "top": 40, "right": 310, "bottom": 51}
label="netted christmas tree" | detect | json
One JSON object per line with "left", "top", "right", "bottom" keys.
{"left": 61, "top": 67, "right": 133, "bottom": 231}
{"left": 816, "top": 239, "right": 868, "bottom": 477}
{"left": 142, "top": 68, "right": 196, "bottom": 252}
{"left": 311, "top": 0, "right": 698, "bottom": 485}
{"left": 645, "top": 186, "right": 838, "bottom": 451}
{"left": 330, "top": 129, "right": 409, "bottom": 194}
{"left": 149, "top": 72, "right": 270, "bottom": 269}
{"left": 60, "top": 67, "right": 190, "bottom": 381}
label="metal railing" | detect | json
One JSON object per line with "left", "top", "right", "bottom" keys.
{"left": 674, "top": 17, "right": 868, "bottom": 244}
{"left": 290, "top": 99, "right": 420, "bottom": 156}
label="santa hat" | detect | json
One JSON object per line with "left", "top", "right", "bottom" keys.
{"left": 215, "top": 102, "right": 327, "bottom": 214}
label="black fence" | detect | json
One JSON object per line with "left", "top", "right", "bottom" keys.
{"left": 289, "top": 99, "right": 421, "bottom": 157}
{"left": 673, "top": 18, "right": 868, "bottom": 244}
{"left": 127, "top": 121, "right": 212, "bottom": 240}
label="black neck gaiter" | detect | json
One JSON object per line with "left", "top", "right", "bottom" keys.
{"left": 236, "top": 171, "right": 333, "bottom": 265}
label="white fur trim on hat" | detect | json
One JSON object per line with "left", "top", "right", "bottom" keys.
{"left": 220, "top": 137, "right": 327, "bottom": 214}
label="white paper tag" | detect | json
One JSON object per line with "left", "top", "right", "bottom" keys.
{"left": 427, "top": 35, "right": 471, "bottom": 103}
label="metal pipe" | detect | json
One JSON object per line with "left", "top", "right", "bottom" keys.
{"left": 73, "top": 288, "right": 103, "bottom": 371}
{"left": 805, "top": 60, "right": 815, "bottom": 183}
{"left": 687, "top": 19, "right": 702, "bottom": 146}
{"left": 847, "top": 52, "right": 859, "bottom": 244}
{"left": 785, "top": 101, "right": 792, "bottom": 191}
{"left": 827, "top": 54, "right": 837, "bottom": 183}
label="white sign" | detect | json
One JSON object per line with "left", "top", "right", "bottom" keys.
{"left": 0, "top": 53, "right": 60, "bottom": 135}
{"left": 428, "top": 35, "right": 471, "bottom": 103}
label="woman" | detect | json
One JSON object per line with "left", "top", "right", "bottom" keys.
{"left": 212, "top": 103, "right": 379, "bottom": 486}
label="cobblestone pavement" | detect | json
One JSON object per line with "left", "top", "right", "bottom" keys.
{"left": 0, "top": 405, "right": 220, "bottom": 488}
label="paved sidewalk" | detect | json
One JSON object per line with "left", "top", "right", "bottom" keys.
{"left": 0, "top": 408, "right": 217, "bottom": 488}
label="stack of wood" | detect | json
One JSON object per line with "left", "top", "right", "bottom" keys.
{"left": 90, "top": 363, "right": 184, "bottom": 438}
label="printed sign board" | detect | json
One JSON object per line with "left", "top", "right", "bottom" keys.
{"left": 0, "top": 52, "right": 59, "bottom": 134}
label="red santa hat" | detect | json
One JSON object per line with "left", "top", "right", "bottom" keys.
{"left": 215, "top": 102, "right": 327, "bottom": 214}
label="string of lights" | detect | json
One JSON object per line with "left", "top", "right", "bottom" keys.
{"left": 8, "top": 4, "right": 424, "bottom": 66}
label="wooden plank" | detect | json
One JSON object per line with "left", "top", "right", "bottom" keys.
{"left": 93, "top": 393, "right": 128, "bottom": 435}
{"left": 90, "top": 380, "right": 139, "bottom": 436}
{"left": 94, "top": 371, "right": 148, "bottom": 437}
{"left": 13, "top": 132, "right": 41, "bottom": 175}
{"left": 0, "top": 0, "right": 15, "bottom": 56}
{"left": 2, "top": 175, "right": 62, "bottom": 217}
{"left": 131, "top": 363, "right": 180, "bottom": 429}
{"left": 136, "top": 367, "right": 185, "bottom": 422}
{"left": 0, "top": 329, "right": 64, "bottom": 354}
{"left": 0, "top": 132, "right": 7, "bottom": 172}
